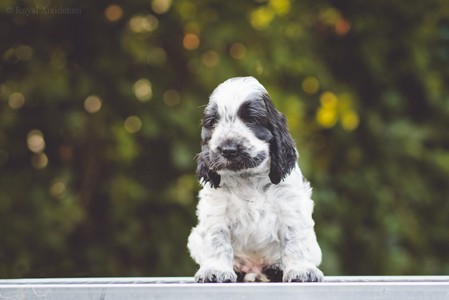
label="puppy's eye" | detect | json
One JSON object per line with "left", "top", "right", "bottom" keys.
{"left": 238, "top": 100, "right": 267, "bottom": 126}
{"left": 244, "top": 115, "right": 258, "bottom": 124}
{"left": 203, "top": 113, "right": 219, "bottom": 128}
{"left": 203, "top": 112, "right": 220, "bottom": 128}
{"left": 202, "top": 104, "right": 219, "bottom": 128}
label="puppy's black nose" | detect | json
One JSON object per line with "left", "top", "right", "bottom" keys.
{"left": 218, "top": 144, "right": 239, "bottom": 158}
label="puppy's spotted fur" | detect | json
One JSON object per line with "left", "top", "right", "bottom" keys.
{"left": 188, "top": 77, "right": 323, "bottom": 283}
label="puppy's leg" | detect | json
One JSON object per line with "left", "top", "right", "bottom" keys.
{"left": 188, "top": 227, "right": 237, "bottom": 283}
{"left": 281, "top": 227, "right": 324, "bottom": 282}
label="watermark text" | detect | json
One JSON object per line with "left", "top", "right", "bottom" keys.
{"left": 6, "top": 6, "right": 82, "bottom": 16}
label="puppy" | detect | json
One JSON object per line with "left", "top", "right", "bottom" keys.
{"left": 187, "top": 77, "right": 323, "bottom": 283}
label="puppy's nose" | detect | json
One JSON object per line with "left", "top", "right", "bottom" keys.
{"left": 218, "top": 143, "right": 239, "bottom": 158}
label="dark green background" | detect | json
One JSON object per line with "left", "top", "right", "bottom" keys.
{"left": 1, "top": 0, "right": 448, "bottom": 278}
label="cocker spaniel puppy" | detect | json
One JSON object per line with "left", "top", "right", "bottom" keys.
{"left": 188, "top": 77, "right": 323, "bottom": 283}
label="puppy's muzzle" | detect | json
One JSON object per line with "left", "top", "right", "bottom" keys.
{"left": 217, "top": 141, "right": 240, "bottom": 159}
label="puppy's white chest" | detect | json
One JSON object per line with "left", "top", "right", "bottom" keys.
{"left": 227, "top": 188, "right": 271, "bottom": 227}
{"left": 227, "top": 188, "right": 281, "bottom": 263}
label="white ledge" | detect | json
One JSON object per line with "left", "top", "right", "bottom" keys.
{"left": 0, "top": 276, "right": 448, "bottom": 300}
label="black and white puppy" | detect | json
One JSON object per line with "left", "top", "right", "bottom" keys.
{"left": 188, "top": 77, "right": 323, "bottom": 283}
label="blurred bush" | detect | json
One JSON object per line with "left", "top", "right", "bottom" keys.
{"left": 0, "top": 0, "right": 448, "bottom": 277}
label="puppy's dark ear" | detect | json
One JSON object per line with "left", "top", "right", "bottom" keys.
{"left": 263, "top": 93, "right": 297, "bottom": 184}
{"left": 197, "top": 146, "right": 221, "bottom": 189}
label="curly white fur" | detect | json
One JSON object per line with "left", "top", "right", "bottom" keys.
{"left": 188, "top": 77, "right": 323, "bottom": 283}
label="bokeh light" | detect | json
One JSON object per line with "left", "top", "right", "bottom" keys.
{"left": 84, "top": 95, "right": 102, "bottom": 114}
{"left": 3, "top": 45, "right": 33, "bottom": 62}
{"left": 335, "top": 19, "right": 351, "bottom": 36}
{"left": 50, "top": 180, "right": 67, "bottom": 198}
{"left": 229, "top": 43, "right": 246, "bottom": 60}
{"left": 250, "top": 7, "right": 275, "bottom": 30}
{"left": 31, "top": 153, "right": 48, "bottom": 169}
{"left": 8, "top": 92, "right": 25, "bottom": 109}
{"left": 27, "top": 130, "right": 45, "bottom": 153}
{"left": 201, "top": 50, "right": 220, "bottom": 67}
{"left": 316, "top": 106, "right": 338, "bottom": 128}
{"left": 124, "top": 116, "right": 142, "bottom": 133}
{"left": 183, "top": 33, "right": 200, "bottom": 50}
{"left": 249, "top": 0, "right": 291, "bottom": 30}
{"left": 151, "top": 0, "right": 172, "bottom": 14}
{"left": 15, "top": 45, "right": 33, "bottom": 61}
{"left": 133, "top": 79, "right": 153, "bottom": 101}
{"left": 178, "top": 2, "right": 196, "bottom": 19}
{"left": 316, "top": 91, "right": 359, "bottom": 130}
{"left": 316, "top": 92, "right": 338, "bottom": 128}
{"left": 129, "top": 14, "right": 158, "bottom": 33}
{"left": 104, "top": 4, "right": 123, "bottom": 22}
{"left": 269, "top": 0, "right": 291, "bottom": 16}
{"left": 341, "top": 111, "right": 360, "bottom": 131}
{"left": 320, "top": 91, "right": 338, "bottom": 108}
{"left": 302, "top": 77, "right": 320, "bottom": 94}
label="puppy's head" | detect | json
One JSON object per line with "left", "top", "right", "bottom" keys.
{"left": 197, "top": 77, "right": 297, "bottom": 188}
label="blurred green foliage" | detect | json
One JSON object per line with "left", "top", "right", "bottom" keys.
{"left": 1, "top": 0, "right": 449, "bottom": 278}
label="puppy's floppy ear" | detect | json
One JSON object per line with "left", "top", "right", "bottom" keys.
{"left": 262, "top": 93, "right": 297, "bottom": 184}
{"left": 196, "top": 143, "right": 221, "bottom": 189}
{"left": 197, "top": 156, "right": 221, "bottom": 188}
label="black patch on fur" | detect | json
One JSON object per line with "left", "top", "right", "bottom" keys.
{"left": 197, "top": 145, "right": 221, "bottom": 189}
{"left": 236, "top": 271, "right": 246, "bottom": 282}
{"left": 209, "top": 150, "right": 267, "bottom": 172}
{"left": 263, "top": 267, "right": 284, "bottom": 282}
{"left": 262, "top": 93, "right": 297, "bottom": 184}
{"left": 197, "top": 103, "right": 221, "bottom": 188}
{"left": 202, "top": 103, "right": 220, "bottom": 129}
{"left": 237, "top": 99, "right": 273, "bottom": 142}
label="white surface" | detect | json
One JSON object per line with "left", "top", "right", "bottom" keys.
{"left": 0, "top": 276, "right": 448, "bottom": 300}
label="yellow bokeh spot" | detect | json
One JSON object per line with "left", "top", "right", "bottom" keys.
{"left": 316, "top": 107, "right": 338, "bottom": 128}
{"left": 341, "top": 111, "right": 360, "bottom": 131}
{"left": 27, "top": 130, "right": 45, "bottom": 153}
{"left": 269, "top": 0, "right": 291, "bottom": 16}
{"left": 302, "top": 77, "right": 319, "bottom": 94}
{"left": 151, "top": 0, "right": 172, "bottom": 14}
{"left": 124, "top": 116, "right": 142, "bottom": 133}
{"left": 320, "top": 91, "right": 338, "bottom": 108}
{"left": 129, "top": 15, "right": 159, "bottom": 33}
{"left": 50, "top": 180, "right": 66, "bottom": 197}
{"left": 84, "top": 95, "right": 102, "bottom": 114}
{"left": 133, "top": 79, "right": 153, "bottom": 101}
{"left": 316, "top": 91, "right": 360, "bottom": 131}
{"left": 8, "top": 92, "right": 25, "bottom": 109}
{"left": 249, "top": 7, "right": 275, "bottom": 30}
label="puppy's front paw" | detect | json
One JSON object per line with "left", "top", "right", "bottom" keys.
{"left": 283, "top": 265, "right": 324, "bottom": 282}
{"left": 195, "top": 267, "right": 237, "bottom": 283}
